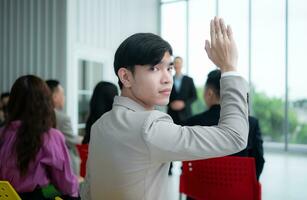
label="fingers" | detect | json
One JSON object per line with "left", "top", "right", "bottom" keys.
{"left": 220, "top": 18, "right": 227, "bottom": 39}
{"left": 227, "top": 25, "right": 234, "bottom": 41}
{"left": 214, "top": 17, "right": 223, "bottom": 39}
{"left": 205, "top": 40, "right": 212, "bottom": 59}
{"left": 210, "top": 20, "right": 216, "bottom": 46}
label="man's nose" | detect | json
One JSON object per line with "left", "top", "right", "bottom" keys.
{"left": 161, "top": 69, "right": 172, "bottom": 84}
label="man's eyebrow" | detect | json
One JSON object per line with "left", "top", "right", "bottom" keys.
{"left": 158, "top": 60, "right": 174, "bottom": 65}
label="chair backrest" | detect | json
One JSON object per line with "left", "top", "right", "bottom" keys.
{"left": 76, "top": 144, "right": 89, "bottom": 177}
{"left": 0, "top": 181, "right": 21, "bottom": 200}
{"left": 180, "top": 156, "right": 261, "bottom": 200}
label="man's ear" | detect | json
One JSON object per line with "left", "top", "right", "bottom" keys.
{"left": 118, "top": 68, "right": 132, "bottom": 88}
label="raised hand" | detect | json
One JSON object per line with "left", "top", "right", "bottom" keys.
{"left": 205, "top": 17, "right": 238, "bottom": 73}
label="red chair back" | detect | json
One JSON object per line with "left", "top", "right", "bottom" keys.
{"left": 180, "top": 156, "right": 261, "bottom": 200}
{"left": 76, "top": 144, "right": 89, "bottom": 177}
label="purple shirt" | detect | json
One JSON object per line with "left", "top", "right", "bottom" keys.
{"left": 0, "top": 121, "right": 79, "bottom": 197}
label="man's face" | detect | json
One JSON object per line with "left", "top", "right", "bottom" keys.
{"left": 53, "top": 85, "right": 65, "bottom": 109}
{"left": 127, "top": 52, "right": 174, "bottom": 110}
{"left": 174, "top": 57, "right": 183, "bottom": 75}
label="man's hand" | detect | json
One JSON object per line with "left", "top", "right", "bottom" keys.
{"left": 171, "top": 100, "right": 185, "bottom": 111}
{"left": 205, "top": 17, "right": 238, "bottom": 72}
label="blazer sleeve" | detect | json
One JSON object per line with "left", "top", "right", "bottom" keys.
{"left": 142, "top": 76, "right": 249, "bottom": 162}
{"left": 58, "top": 113, "right": 80, "bottom": 146}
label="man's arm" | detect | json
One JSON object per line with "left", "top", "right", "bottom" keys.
{"left": 143, "top": 17, "right": 249, "bottom": 162}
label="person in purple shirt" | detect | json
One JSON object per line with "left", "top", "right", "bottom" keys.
{"left": 0, "top": 75, "right": 79, "bottom": 200}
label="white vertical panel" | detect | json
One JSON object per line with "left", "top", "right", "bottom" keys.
{"left": 16, "top": 0, "right": 21, "bottom": 77}
{"left": 45, "top": 0, "right": 49, "bottom": 78}
{"left": 29, "top": 0, "right": 34, "bottom": 74}
{"left": 3, "top": 0, "right": 8, "bottom": 90}
{"left": 36, "top": 0, "right": 41, "bottom": 75}
{"left": 51, "top": 0, "right": 56, "bottom": 78}
{"left": 23, "top": 0, "right": 29, "bottom": 76}
{"left": 9, "top": 0, "right": 14, "bottom": 84}
{"left": 0, "top": 0, "right": 67, "bottom": 92}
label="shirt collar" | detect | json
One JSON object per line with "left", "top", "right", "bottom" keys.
{"left": 113, "top": 96, "right": 148, "bottom": 112}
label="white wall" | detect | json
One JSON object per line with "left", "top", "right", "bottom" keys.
{"left": 66, "top": 0, "right": 160, "bottom": 132}
{"left": 0, "top": 0, "right": 159, "bottom": 132}
{"left": 0, "top": 0, "right": 67, "bottom": 93}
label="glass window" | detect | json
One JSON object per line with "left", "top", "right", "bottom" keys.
{"left": 219, "top": 0, "right": 249, "bottom": 80}
{"left": 161, "top": 0, "right": 187, "bottom": 70}
{"left": 161, "top": 0, "right": 182, "bottom": 3}
{"left": 288, "top": 0, "right": 307, "bottom": 145}
{"left": 188, "top": 0, "right": 216, "bottom": 86}
{"left": 251, "top": 0, "right": 285, "bottom": 143}
{"left": 188, "top": 0, "right": 216, "bottom": 114}
{"left": 78, "top": 60, "right": 103, "bottom": 136}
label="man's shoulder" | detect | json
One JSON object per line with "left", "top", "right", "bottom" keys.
{"left": 183, "top": 75, "right": 193, "bottom": 81}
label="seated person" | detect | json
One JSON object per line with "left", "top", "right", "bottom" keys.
{"left": 185, "top": 69, "right": 265, "bottom": 180}
{"left": 0, "top": 92, "right": 9, "bottom": 126}
{"left": 0, "top": 75, "right": 79, "bottom": 200}
{"left": 46, "top": 79, "right": 82, "bottom": 176}
{"left": 82, "top": 81, "right": 118, "bottom": 144}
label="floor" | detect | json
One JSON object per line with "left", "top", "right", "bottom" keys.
{"left": 167, "top": 151, "right": 307, "bottom": 200}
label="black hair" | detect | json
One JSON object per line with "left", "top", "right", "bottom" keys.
{"left": 0, "top": 92, "right": 10, "bottom": 100}
{"left": 114, "top": 33, "right": 173, "bottom": 89}
{"left": 46, "top": 79, "right": 60, "bottom": 93}
{"left": 82, "top": 81, "right": 118, "bottom": 144}
{"left": 205, "top": 69, "right": 221, "bottom": 97}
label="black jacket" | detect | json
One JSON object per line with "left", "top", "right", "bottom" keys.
{"left": 185, "top": 104, "right": 265, "bottom": 180}
{"left": 167, "top": 75, "right": 197, "bottom": 125}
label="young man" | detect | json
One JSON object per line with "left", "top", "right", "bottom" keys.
{"left": 81, "top": 17, "right": 249, "bottom": 200}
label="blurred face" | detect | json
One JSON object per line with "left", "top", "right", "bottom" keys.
{"left": 174, "top": 57, "right": 183, "bottom": 75}
{"left": 53, "top": 85, "right": 65, "bottom": 109}
{"left": 120, "top": 52, "right": 174, "bottom": 110}
{"left": 1, "top": 96, "right": 9, "bottom": 107}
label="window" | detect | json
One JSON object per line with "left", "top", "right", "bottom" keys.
{"left": 78, "top": 60, "right": 103, "bottom": 136}
{"left": 161, "top": 0, "right": 307, "bottom": 148}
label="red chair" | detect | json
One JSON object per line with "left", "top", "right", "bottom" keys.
{"left": 76, "top": 144, "right": 89, "bottom": 177}
{"left": 180, "top": 156, "right": 261, "bottom": 200}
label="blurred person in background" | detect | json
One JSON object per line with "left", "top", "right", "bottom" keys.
{"left": 46, "top": 79, "right": 82, "bottom": 176}
{"left": 0, "top": 92, "right": 10, "bottom": 126}
{"left": 0, "top": 75, "right": 79, "bottom": 200}
{"left": 185, "top": 69, "right": 264, "bottom": 180}
{"left": 82, "top": 81, "right": 118, "bottom": 144}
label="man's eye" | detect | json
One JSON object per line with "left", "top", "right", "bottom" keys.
{"left": 168, "top": 66, "right": 174, "bottom": 72}
{"left": 150, "top": 66, "right": 158, "bottom": 71}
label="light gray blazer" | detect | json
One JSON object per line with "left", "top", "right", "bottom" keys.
{"left": 55, "top": 109, "right": 80, "bottom": 175}
{"left": 81, "top": 76, "right": 249, "bottom": 200}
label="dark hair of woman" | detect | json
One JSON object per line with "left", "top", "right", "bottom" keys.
{"left": 2, "top": 75, "right": 55, "bottom": 176}
{"left": 82, "top": 81, "right": 118, "bottom": 144}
